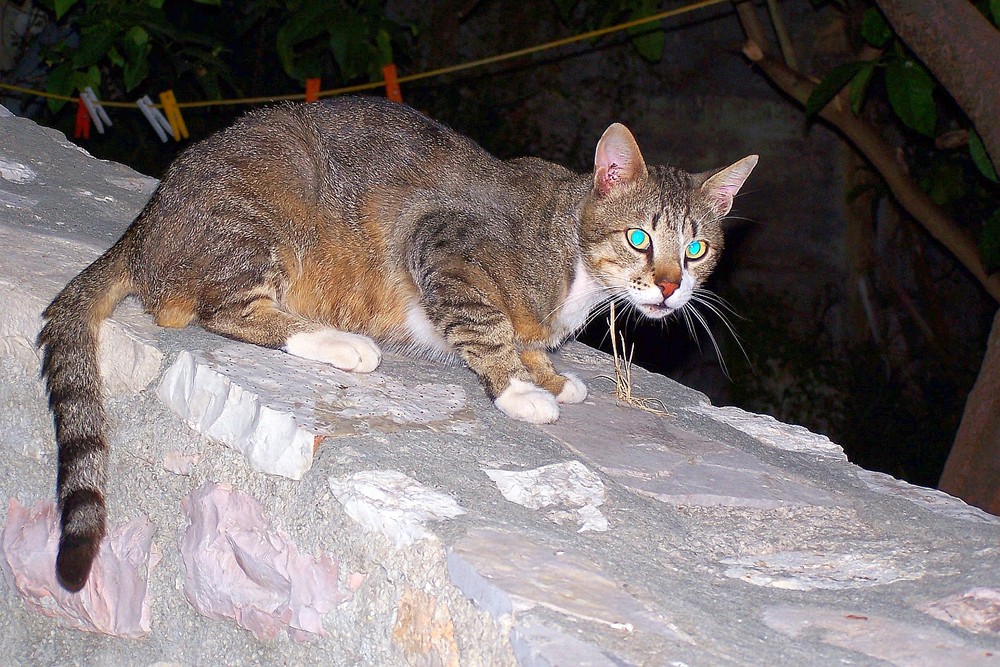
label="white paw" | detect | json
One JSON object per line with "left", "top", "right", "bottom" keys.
{"left": 494, "top": 378, "right": 560, "bottom": 424}
{"left": 555, "top": 373, "right": 588, "bottom": 404}
{"left": 284, "top": 328, "right": 382, "bottom": 372}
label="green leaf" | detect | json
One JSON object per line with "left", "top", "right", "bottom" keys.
{"left": 72, "top": 24, "right": 117, "bottom": 68}
{"left": 629, "top": 27, "right": 665, "bottom": 62}
{"left": 127, "top": 26, "right": 149, "bottom": 46}
{"left": 107, "top": 46, "right": 124, "bottom": 67}
{"left": 981, "top": 208, "right": 1000, "bottom": 274}
{"left": 327, "top": 13, "right": 368, "bottom": 80}
{"left": 275, "top": 1, "right": 330, "bottom": 80}
{"left": 376, "top": 28, "right": 393, "bottom": 67}
{"left": 123, "top": 38, "right": 151, "bottom": 91}
{"left": 860, "top": 8, "right": 892, "bottom": 48}
{"left": 970, "top": 130, "right": 999, "bottom": 182}
{"left": 849, "top": 61, "right": 876, "bottom": 113}
{"left": 73, "top": 65, "right": 101, "bottom": 91}
{"left": 146, "top": 0, "right": 164, "bottom": 7}
{"left": 885, "top": 57, "right": 937, "bottom": 136}
{"left": 806, "top": 61, "right": 867, "bottom": 118}
{"left": 45, "top": 62, "right": 75, "bottom": 112}
{"left": 991, "top": 0, "right": 1000, "bottom": 26}
{"left": 54, "top": 0, "right": 79, "bottom": 19}
{"left": 191, "top": 0, "right": 221, "bottom": 4}
{"left": 627, "top": 0, "right": 664, "bottom": 63}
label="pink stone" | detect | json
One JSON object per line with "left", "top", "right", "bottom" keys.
{"left": 0, "top": 499, "right": 159, "bottom": 638}
{"left": 179, "top": 481, "right": 354, "bottom": 642}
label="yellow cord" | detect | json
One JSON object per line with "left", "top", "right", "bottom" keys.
{"left": 0, "top": 0, "right": 730, "bottom": 110}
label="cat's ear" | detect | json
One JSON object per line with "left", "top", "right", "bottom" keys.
{"left": 594, "top": 123, "right": 648, "bottom": 196}
{"left": 698, "top": 155, "right": 758, "bottom": 218}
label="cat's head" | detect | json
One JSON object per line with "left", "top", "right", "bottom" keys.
{"left": 580, "top": 123, "right": 757, "bottom": 319}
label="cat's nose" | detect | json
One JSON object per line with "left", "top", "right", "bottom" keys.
{"left": 657, "top": 280, "right": 679, "bottom": 298}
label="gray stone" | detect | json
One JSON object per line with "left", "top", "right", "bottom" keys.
{"left": 1, "top": 106, "right": 999, "bottom": 667}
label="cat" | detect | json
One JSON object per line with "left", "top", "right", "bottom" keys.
{"left": 38, "top": 94, "right": 757, "bottom": 591}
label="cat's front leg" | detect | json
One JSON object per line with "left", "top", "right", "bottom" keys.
{"left": 494, "top": 378, "right": 561, "bottom": 424}
{"left": 415, "top": 265, "right": 560, "bottom": 423}
{"left": 519, "top": 348, "right": 588, "bottom": 404}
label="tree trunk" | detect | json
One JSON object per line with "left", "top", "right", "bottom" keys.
{"left": 874, "top": 0, "right": 1000, "bottom": 512}
{"left": 939, "top": 312, "right": 1000, "bottom": 513}
{"left": 874, "top": 0, "right": 1000, "bottom": 169}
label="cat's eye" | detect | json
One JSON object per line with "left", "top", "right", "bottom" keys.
{"left": 626, "top": 228, "right": 651, "bottom": 252}
{"left": 685, "top": 239, "right": 708, "bottom": 260}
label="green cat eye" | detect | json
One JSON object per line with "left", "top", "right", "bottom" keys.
{"left": 626, "top": 228, "right": 651, "bottom": 251}
{"left": 685, "top": 239, "right": 708, "bottom": 260}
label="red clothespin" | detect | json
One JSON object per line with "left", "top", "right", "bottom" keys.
{"left": 74, "top": 99, "right": 91, "bottom": 139}
{"left": 305, "top": 78, "right": 321, "bottom": 103}
{"left": 80, "top": 87, "right": 112, "bottom": 133}
{"left": 382, "top": 64, "right": 402, "bottom": 103}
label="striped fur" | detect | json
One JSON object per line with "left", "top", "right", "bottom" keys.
{"left": 39, "top": 96, "right": 756, "bottom": 591}
{"left": 39, "top": 240, "right": 133, "bottom": 591}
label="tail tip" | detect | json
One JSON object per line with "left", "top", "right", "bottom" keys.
{"left": 56, "top": 535, "right": 99, "bottom": 593}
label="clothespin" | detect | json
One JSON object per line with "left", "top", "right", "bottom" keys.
{"left": 137, "top": 95, "right": 173, "bottom": 143}
{"left": 74, "top": 100, "right": 90, "bottom": 140}
{"left": 305, "top": 78, "right": 321, "bottom": 103}
{"left": 158, "top": 89, "right": 189, "bottom": 141}
{"left": 382, "top": 64, "right": 403, "bottom": 103}
{"left": 80, "top": 87, "right": 112, "bottom": 134}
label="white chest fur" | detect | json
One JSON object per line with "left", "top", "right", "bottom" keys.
{"left": 553, "top": 260, "right": 604, "bottom": 342}
{"left": 404, "top": 302, "right": 452, "bottom": 356}
{"left": 403, "top": 260, "right": 603, "bottom": 353}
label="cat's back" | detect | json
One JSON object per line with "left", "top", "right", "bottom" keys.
{"left": 303, "top": 96, "right": 498, "bottom": 189}
{"left": 154, "top": 96, "right": 493, "bottom": 199}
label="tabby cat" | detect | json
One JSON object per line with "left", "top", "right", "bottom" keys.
{"left": 39, "top": 95, "right": 757, "bottom": 591}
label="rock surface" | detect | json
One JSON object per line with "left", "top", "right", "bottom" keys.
{"left": 2, "top": 107, "right": 1000, "bottom": 665}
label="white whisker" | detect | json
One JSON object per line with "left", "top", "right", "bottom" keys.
{"left": 687, "top": 305, "right": 729, "bottom": 377}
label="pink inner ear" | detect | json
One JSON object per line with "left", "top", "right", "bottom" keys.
{"left": 709, "top": 185, "right": 740, "bottom": 216}
{"left": 702, "top": 155, "right": 758, "bottom": 217}
{"left": 594, "top": 124, "right": 646, "bottom": 196}
{"left": 595, "top": 162, "right": 625, "bottom": 196}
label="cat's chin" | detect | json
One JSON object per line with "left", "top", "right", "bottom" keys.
{"left": 636, "top": 303, "right": 674, "bottom": 319}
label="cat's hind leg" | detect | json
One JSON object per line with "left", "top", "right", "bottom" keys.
{"left": 196, "top": 295, "right": 381, "bottom": 372}
{"left": 284, "top": 329, "right": 381, "bottom": 372}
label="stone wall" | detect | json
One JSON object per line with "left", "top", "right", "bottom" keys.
{"left": 1, "top": 107, "right": 999, "bottom": 665}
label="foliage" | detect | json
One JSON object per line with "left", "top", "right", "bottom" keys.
{"left": 31, "top": 0, "right": 414, "bottom": 114}
{"left": 550, "top": 0, "right": 667, "bottom": 62}
{"left": 272, "top": 0, "right": 415, "bottom": 83}
{"left": 37, "top": 0, "right": 230, "bottom": 112}
{"left": 805, "top": 2, "right": 1000, "bottom": 276}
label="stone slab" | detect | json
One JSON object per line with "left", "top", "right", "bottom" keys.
{"left": 1, "top": 105, "right": 1000, "bottom": 667}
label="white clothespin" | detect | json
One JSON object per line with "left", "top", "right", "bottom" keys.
{"left": 80, "top": 87, "right": 112, "bottom": 134}
{"left": 136, "top": 95, "right": 173, "bottom": 143}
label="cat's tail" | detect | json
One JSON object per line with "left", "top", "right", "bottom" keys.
{"left": 37, "top": 237, "right": 134, "bottom": 592}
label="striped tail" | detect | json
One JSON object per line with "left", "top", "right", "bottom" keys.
{"left": 38, "top": 243, "right": 132, "bottom": 592}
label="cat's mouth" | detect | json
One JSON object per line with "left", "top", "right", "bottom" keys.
{"left": 637, "top": 302, "right": 673, "bottom": 319}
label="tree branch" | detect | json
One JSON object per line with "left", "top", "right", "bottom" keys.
{"left": 734, "top": 1, "right": 1000, "bottom": 303}
{"left": 874, "top": 0, "right": 1000, "bottom": 170}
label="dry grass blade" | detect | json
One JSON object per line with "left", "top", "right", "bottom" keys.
{"left": 596, "top": 302, "right": 669, "bottom": 416}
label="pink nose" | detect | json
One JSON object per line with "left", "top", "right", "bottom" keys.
{"left": 657, "top": 280, "right": 679, "bottom": 298}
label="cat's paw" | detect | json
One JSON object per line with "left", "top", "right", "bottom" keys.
{"left": 495, "top": 378, "right": 560, "bottom": 424}
{"left": 555, "top": 373, "right": 588, "bottom": 404}
{"left": 284, "top": 329, "right": 382, "bottom": 372}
